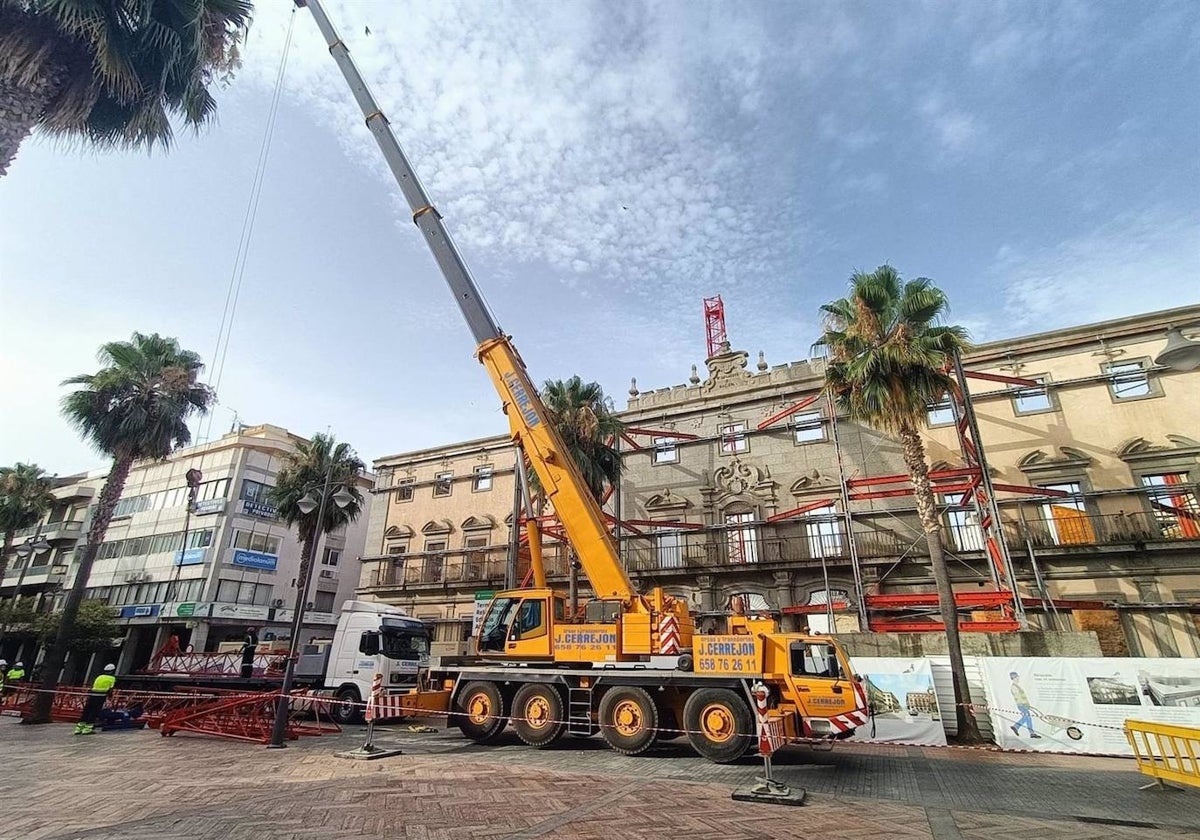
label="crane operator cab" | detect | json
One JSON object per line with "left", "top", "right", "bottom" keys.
{"left": 475, "top": 589, "right": 565, "bottom": 660}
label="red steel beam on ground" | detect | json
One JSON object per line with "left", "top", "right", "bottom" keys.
{"left": 963, "top": 370, "right": 1040, "bottom": 387}
{"left": 767, "top": 498, "right": 837, "bottom": 523}
{"left": 625, "top": 426, "right": 700, "bottom": 441}
{"left": 869, "top": 618, "right": 1022, "bottom": 633}
{"left": 756, "top": 394, "right": 821, "bottom": 431}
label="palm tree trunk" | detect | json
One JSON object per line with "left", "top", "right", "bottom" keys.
{"left": 0, "top": 77, "right": 55, "bottom": 178}
{"left": 25, "top": 455, "right": 133, "bottom": 724}
{"left": 898, "top": 423, "right": 985, "bottom": 744}
{"left": 0, "top": 528, "right": 13, "bottom": 597}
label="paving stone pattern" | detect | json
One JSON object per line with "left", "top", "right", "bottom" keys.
{"left": 0, "top": 718, "right": 1195, "bottom": 840}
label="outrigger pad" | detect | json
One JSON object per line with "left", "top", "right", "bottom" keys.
{"left": 731, "top": 778, "right": 807, "bottom": 807}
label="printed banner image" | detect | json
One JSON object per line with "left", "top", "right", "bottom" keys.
{"left": 981, "top": 657, "right": 1200, "bottom": 756}
{"left": 848, "top": 657, "right": 948, "bottom": 746}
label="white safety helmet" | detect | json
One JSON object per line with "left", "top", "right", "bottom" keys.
{"left": 14, "top": 662, "right": 23, "bottom": 668}
{"left": 103, "top": 664, "right": 116, "bottom": 672}
{"left": 0, "top": 660, "right": 7, "bottom": 667}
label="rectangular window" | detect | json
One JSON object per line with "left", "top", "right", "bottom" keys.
{"left": 793, "top": 411, "right": 824, "bottom": 444}
{"left": 724, "top": 512, "right": 759, "bottom": 564}
{"left": 423, "top": 540, "right": 446, "bottom": 582}
{"left": 465, "top": 536, "right": 488, "bottom": 579}
{"left": 1039, "top": 482, "right": 1094, "bottom": 545}
{"left": 1106, "top": 361, "right": 1151, "bottom": 400}
{"left": 386, "top": 543, "right": 408, "bottom": 556}
{"left": 942, "top": 494, "right": 985, "bottom": 552}
{"left": 433, "top": 472, "right": 453, "bottom": 497}
{"left": 395, "top": 479, "right": 414, "bottom": 503}
{"left": 719, "top": 422, "right": 748, "bottom": 455}
{"left": 1141, "top": 473, "right": 1200, "bottom": 539}
{"left": 322, "top": 547, "right": 341, "bottom": 567}
{"left": 804, "top": 505, "right": 843, "bottom": 558}
{"left": 926, "top": 399, "right": 954, "bottom": 427}
{"left": 239, "top": 479, "right": 272, "bottom": 503}
{"left": 233, "top": 531, "right": 280, "bottom": 555}
{"left": 472, "top": 466, "right": 493, "bottom": 492}
{"left": 1011, "top": 376, "right": 1053, "bottom": 414}
{"left": 313, "top": 591, "right": 336, "bottom": 613}
{"left": 655, "top": 528, "right": 682, "bottom": 569}
{"left": 653, "top": 437, "right": 679, "bottom": 464}
{"left": 197, "top": 478, "right": 230, "bottom": 502}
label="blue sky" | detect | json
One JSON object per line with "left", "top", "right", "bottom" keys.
{"left": 2, "top": 0, "right": 1197, "bottom": 475}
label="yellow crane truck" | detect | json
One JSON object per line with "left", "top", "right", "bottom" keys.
{"left": 298, "top": 0, "right": 871, "bottom": 763}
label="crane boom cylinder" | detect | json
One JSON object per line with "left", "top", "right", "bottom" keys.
{"left": 297, "top": 0, "right": 501, "bottom": 346}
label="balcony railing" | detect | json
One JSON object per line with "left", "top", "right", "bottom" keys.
{"left": 359, "top": 489, "right": 1197, "bottom": 588}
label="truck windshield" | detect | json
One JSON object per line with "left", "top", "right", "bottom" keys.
{"left": 479, "top": 597, "right": 518, "bottom": 641}
{"left": 381, "top": 630, "right": 430, "bottom": 660}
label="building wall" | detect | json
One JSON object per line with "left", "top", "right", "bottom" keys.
{"left": 355, "top": 305, "right": 1200, "bottom": 658}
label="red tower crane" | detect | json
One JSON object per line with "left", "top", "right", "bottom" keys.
{"left": 703, "top": 295, "right": 727, "bottom": 358}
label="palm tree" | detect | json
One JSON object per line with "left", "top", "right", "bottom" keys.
{"left": 818, "top": 265, "right": 984, "bottom": 743}
{"left": 0, "top": 0, "right": 253, "bottom": 177}
{"left": 26, "top": 332, "right": 213, "bottom": 724}
{"left": 0, "top": 462, "right": 55, "bottom": 585}
{"left": 271, "top": 434, "right": 365, "bottom": 600}
{"left": 539, "top": 377, "right": 623, "bottom": 502}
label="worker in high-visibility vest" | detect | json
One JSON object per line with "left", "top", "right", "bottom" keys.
{"left": 75, "top": 664, "right": 117, "bottom": 735}
{"left": 4, "top": 661, "right": 25, "bottom": 691}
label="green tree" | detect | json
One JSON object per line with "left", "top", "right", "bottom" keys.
{"left": 0, "top": 0, "right": 253, "bottom": 177}
{"left": 538, "top": 376, "right": 623, "bottom": 502}
{"left": 34, "top": 600, "right": 121, "bottom": 663}
{"left": 27, "top": 332, "right": 213, "bottom": 724}
{"left": 0, "top": 462, "right": 55, "bottom": 585}
{"left": 818, "top": 265, "right": 984, "bottom": 743}
{"left": 271, "top": 434, "right": 365, "bottom": 600}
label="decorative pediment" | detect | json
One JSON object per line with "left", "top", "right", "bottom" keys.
{"left": 789, "top": 470, "right": 836, "bottom": 496}
{"left": 1118, "top": 435, "right": 1200, "bottom": 467}
{"left": 1018, "top": 446, "right": 1092, "bottom": 474}
{"left": 645, "top": 488, "right": 691, "bottom": 512}
{"left": 461, "top": 515, "right": 497, "bottom": 531}
{"left": 384, "top": 525, "right": 413, "bottom": 538}
{"left": 421, "top": 519, "right": 454, "bottom": 535}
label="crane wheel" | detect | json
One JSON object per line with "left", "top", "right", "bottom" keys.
{"left": 598, "top": 686, "right": 658, "bottom": 756}
{"left": 454, "top": 681, "right": 508, "bottom": 744}
{"left": 511, "top": 684, "right": 566, "bottom": 748}
{"left": 683, "top": 688, "right": 754, "bottom": 764}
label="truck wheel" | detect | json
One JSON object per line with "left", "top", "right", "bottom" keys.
{"left": 684, "top": 688, "right": 754, "bottom": 764}
{"left": 331, "top": 686, "right": 363, "bottom": 726}
{"left": 598, "top": 686, "right": 658, "bottom": 755}
{"left": 455, "top": 681, "right": 507, "bottom": 743}
{"left": 512, "top": 684, "right": 566, "bottom": 748}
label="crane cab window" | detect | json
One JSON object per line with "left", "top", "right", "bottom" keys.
{"left": 790, "top": 642, "right": 843, "bottom": 680}
{"left": 511, "top": 599, "right": 546, "bottom": 640}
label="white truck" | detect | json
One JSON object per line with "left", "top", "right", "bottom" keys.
{"left": 140, "top": 600, "right": 431, "bottom": 724}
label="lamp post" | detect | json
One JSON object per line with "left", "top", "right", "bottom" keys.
{"left": 268, "top": 457, "right": 356, "bottom": 748}
{"left": 0, "top": 529, "right": 52, "bottom": 649}
{"left": 1154, "top": 326, "right": 1200, "bottom": 373}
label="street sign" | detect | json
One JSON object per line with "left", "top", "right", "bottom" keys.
{"left": 471, "top": 590, "right": 496, "bottom": 636}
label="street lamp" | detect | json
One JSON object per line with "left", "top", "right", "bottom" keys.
{"left": 0, "top": 532, "right": 52, "bottom": 648}
{"left": 1154, "top": 326, "right": 1200, "bottom": 373}
{"left": 268, "top": 453, "right": 356, "bottom": 748}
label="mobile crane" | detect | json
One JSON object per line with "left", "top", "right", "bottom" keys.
{"left": 297, "top": 0, "right": 870, "bottom": 762}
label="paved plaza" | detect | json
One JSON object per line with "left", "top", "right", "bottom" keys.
{"left": 1, "top": 716, "right": 1196, "bottom": 840}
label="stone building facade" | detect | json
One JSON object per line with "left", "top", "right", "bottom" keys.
{"left": 358, "top": 305, "right": 1200, "bottom": 658}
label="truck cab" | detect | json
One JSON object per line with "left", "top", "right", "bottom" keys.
{"left": 314, "top": 600, "right": 431, "bottom": 722}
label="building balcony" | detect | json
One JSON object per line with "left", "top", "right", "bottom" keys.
{"left": 13, "top": 520, "right": 85, "bottom": 542}
{"left": 363, "top": 547, "right": 509, "bottom": 591}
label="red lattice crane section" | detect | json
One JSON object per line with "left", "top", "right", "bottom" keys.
{"left": 703, "top": 295, "right": 727, "bottom": 358}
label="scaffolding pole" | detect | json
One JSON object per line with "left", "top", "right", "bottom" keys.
{"left": 826, "top": 390, "right": 869, "bottom": 630}
{"left": 950, "top": 351, "right": 1027, "bottom": 627}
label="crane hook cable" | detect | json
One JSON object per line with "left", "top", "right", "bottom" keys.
{"left": 199, "top": 6, "right": 298, "bottom": 444}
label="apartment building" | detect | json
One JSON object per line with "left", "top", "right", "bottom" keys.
{"left": 0, "top": 424, "right": 372, "bottom": 673}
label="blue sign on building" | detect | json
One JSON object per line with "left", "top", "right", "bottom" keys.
{"left": 232, "top": 549, "right": 278, "bottom": 571}
{"left": 174, "top": 548, "right": 206, "bottom": 566}
{"left": 119, "top": 604, "right": 161, "bottom": 619}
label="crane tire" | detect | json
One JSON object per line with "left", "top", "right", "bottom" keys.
{"left": 455, "top": 680, "right": 508, "bottom": 743}
{"left": 512, "top": 684, "right": 567, "bottom": 748}
{"left": 598, "top": 686, "right": 659, "bottom": 756}
{"left": 684, "top": 688, "right": 754, "bottom": 764}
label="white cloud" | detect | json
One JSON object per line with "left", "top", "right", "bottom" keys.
{"left": 242, "top": 1, "right": 805, "bottom": 315}
{"left": 990, "top": 208, "right": 1200, "bottom": 331}
{"left": 918, "top": 93, "right": 983, "bottom": 158}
